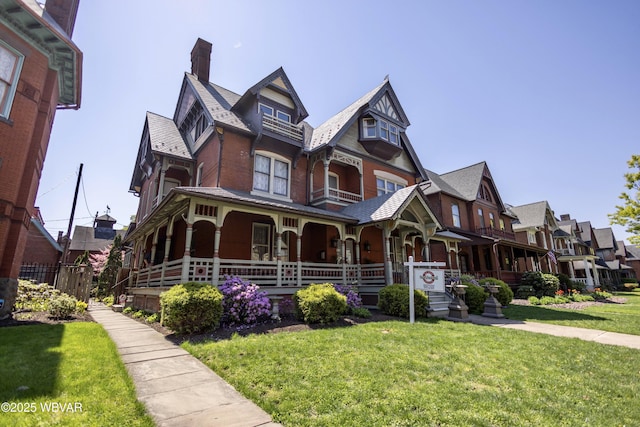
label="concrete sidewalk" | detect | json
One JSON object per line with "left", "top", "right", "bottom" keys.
{"left": 89, "top": 304, "right": 281, "bottom": 427}
{"left": 469, "top": 314, "right": 640, "bottom": 349}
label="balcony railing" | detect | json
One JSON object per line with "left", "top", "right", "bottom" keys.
{"left": 262, "top": 115, "right": 304, "bottom": 141}
{"left": 311, "top": 188, "right": 363, "bottom": 204}
{"left": 559, "top": 248, "right": 576, "bottom": 256}
{"left": 475, "top": 227, "right": 515, "bottom": 241}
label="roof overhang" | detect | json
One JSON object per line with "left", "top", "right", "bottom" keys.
{"left": 0, "top": 0, "right": 82, "bottom": 108}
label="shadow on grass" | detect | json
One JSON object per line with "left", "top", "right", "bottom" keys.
{"left": 503, "top": 304, "right": 609, "bottom": 322}
{"left": 0, "top": 324, "right": 63, "bottom": 400}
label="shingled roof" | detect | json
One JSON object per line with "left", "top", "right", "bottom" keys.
{"left": 146, "top": 112, "right": 192, "bottom": 159}
{"left": 510, "top": 201, "right": 553, "bottom": 231}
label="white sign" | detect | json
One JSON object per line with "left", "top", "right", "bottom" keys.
{"left": 414, "top": 268, "right": 445, "bottom": 292}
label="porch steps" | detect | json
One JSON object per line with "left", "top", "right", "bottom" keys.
{"left": 427, "top": 292, "right": 451, "bottom": 318}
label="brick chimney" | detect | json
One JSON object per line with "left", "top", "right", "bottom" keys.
{"left": 191, "top": 38, "right": 212, "bottom": 83}
{"left": 44, "top": 0, "right": 80, "bottom": 37}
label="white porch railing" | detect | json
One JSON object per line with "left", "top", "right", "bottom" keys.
{"left": 131, "top": 258, "right": 387, "bottom": 288}
{"left": 262, "top": 115, "right": 304, "bottom": 141}
{"left": 311, "top": 188, "right": 363, "bottom": 204}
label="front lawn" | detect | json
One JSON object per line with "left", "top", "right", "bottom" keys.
{"left": 183, "top": 319, "right": 640, "bottom": 426}
{"left": 503, "top": 291, "right": 640, "bottom": 335}
{"left": 0, "top": 322, "right": 154, "bottom": 427}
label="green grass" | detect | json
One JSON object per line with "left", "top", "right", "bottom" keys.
{"left": 0, "top": 322, "right": 154, "bottom": 427}
{"left": 183, "top": 319, "right": 640, "bottom": 426}
{"left": 503, "top": 291, "right": 640, "bottom": 335}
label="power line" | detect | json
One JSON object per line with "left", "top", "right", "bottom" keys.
{"left": 80, "top": 174, "right": 93, "bottom": 218}
{"left": 36, "top": 171, "right": 75, "bottom": 200}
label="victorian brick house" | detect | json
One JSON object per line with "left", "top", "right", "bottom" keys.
{"left": 124, "top": 38, "right": 448, "bottom": 310}
{"left": 0, "top": 0, "right": 82, "bottom": 318}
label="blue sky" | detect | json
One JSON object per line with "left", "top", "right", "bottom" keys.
{"left": 37, "top": 0, "right": 639, "bottom": 245}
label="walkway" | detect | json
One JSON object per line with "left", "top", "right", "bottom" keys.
{"left": 89, "top": 304, "right": 281, "bottom": 427}
{"left": 469, "top": 314, "right": 640, "bottom": 349}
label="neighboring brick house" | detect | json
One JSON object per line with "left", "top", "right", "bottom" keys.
{"left": 0, "top": 0, "right": 82, "bottom": 318}
{"left": 22, "top": 207, "right": 62, "bottom": 265}
{"left": 125, "top": 38, "right": 446, "bottom": 310}
{"left": 508, "top": 200, "right": 559, "bottom": 273}
{"left": 624, "top": 245, "right": 640, "bottom": 281}
{"left": 422, "top": 163, "right": 552, "bottom": 285}
{"left": 555, "top": 214, "right": 601, "bottom": 290}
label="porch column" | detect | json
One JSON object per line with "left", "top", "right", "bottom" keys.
{"left": 323, "top": 158, "right": 330, "bottom": 199}
{"left": 341, "top": 240, "right": 347, "bottom": 285}
{"left": 161, "top": 232, "right": 172, "bottom": 284}
{"left": 297, "top": 234, "right": 302, "bottom": 287}
{"left": 384, "top": 229, "right": 393, "bottom": 285}
{"left": 359, "top": 172, "right": 364, "bottom": 201}
{"left": 569, "top": 259, "right": 576, "bottom": 279}
{"left": 276, "top": 232, "right": 283, "bottom": 287}
{"left": 181, "top": 222, "right": 193, "bottom": 282}
{"left": 150, "top": 230, "right": 159, "bottom": 266}
{"left": 590, "top": 258, "right": 600, "bottom": 288}
{"left": 583, "top": 258, "right": 594, "bottom": 291}
{"left": 355, "top": 240, "right": 362, "bottom": 285}
{"left": 212, "top": 225, "right": 221, "bottom": 284}
{"left": 158, "top": 167, "right": 167, "bottom": 204}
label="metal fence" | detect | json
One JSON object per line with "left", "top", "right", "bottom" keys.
{"left": 19, "top": 263, "right": 59, "bottom": 286}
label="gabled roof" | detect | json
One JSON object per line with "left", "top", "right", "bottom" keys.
{"left": 423, "top": 169, "right": 464, "bottom": 198}
{"left": 626, "top": 245, "right": 640, "bottom": 260}
{"left": 615, "top": 241, "right": 627, "bottom": 257}
{"left": 183, "top": 73, "right": 253, "bottom": 134}
{"left": 577, "top": 221, "right": 596, "bottom": 246}
{"left": 69, "top": 226, "right": 125, "bottom": 252}
{"left": 341, "top": 185, "right": 440, "bottom": 228}
{"left": 232, "top": 67, "right": 308, "bottom": 121}
{"left": 593, "top": 228, "right": 617, "bottom": 250}
{"left": 30, "top": 218, "right": 62, "bottom": 253}
{"left": 146, "top": 112, "right": 192, "bottom": 159}
{"left": 510, "top": 201, "right": 557, "bottom": 231}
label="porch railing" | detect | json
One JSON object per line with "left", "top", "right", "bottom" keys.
{"left": 311, "top": 188, "right": 363, "bottom": 204}
{"left": 262, "top": 114, "right": 304, "bottom": 141}
{"left": 475, "top": 227, "right": 515, "bottom": 241}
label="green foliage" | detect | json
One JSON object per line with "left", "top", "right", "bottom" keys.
{"left": 515, "top": 285, "right": 535, "bottom": 299}
{"left": 592, "top": 290, "right": 612, "bottom": 300}
{"left": 74, "top": 250, "right": 89, "bottom": 265}
{"left": 624, "top": 282, "right": 638, "bottom": 291}
{"left": 377, "top": 283, "right": 428, "bottom": 318}
{"left": 539, "top": 296, "right": 556, "bottom": 305}
{"left": 102, "top": 295, "right": 115, "bottom": 306}
{"left": 48, "top": 293, "right": 78, "bottom": 319}
{"left": 463, "top": 283, "right": 488, "bottom": 314}
{"left": 528, "top": 296, "right": 541, "bottom": 305}
{"left": 352, "top": 307, "right": 372, "bottom": 318}
{"left": 293, "top": 283, "right": 347, "bottom": 324}
{"left": 15, "top": 281, "right": 59, "bottom": 312}
{"left": 479, "top": 278, "right": 514, "bottom": 306}
{"left": 520, "top": 271, "right": 559, "bottom": 297}
{"left": 145, "top": 313, "right": 160, "bottom": 323}
{"left": 609, "top": 154, "right": 640, "bottom": 245}
{"left": 123, "top": 306, "right": 134, "bottom": 314}
{"left": 75, "top": 300, "right": 88, "bottom": 314}
{"left": 132, "top": 310, "right": 145, "bottom": 319}
{"left": 160, "top": 282, "right": 223, "bottom": 334}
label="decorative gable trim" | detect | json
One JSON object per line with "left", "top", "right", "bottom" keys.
{"left": 373, "top": 94, "right": 399, "bottom": 121}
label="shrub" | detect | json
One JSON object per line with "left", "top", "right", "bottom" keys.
{"left": 528, "top": 296, "right": 541, "bottom": 305}
{"left": 333, "top": 283, "right": 363, "bottom": 313}
{"left": 479, "top": 278, "right": 513, "bottom": 306}
{"left": 102, "top": 295, "right": 115, "bottom": 306}
{"left": 515, "top": 285, "right": 535, "bottom": 299}
{"left": 520, "top": 271, "right": 559, "bottom": 297}
{"left": 132, "top": 310, "right": 146, "bottom": 319}
{"left": 591, "top": 289, "right": 612, "bottom": 300}
{"left": 160, "top": 282, "right": 223, "bottom": 334}
{"left": 15, "top": 281, "right": 59, "bottom": 312}
{"left": 293, "top": 283, "right": 347, "bottom": 324}
{"left": 146, "top": 313, "right": 160, "bottom": 323}
{"left": 623, "top": 282, "right": 638, "bottom": 291}
{"left": 123, "top": 306, "right": 134, "bottom": 314}
{"left": 462, "top": 283, "right": 488, "bottom": 315}
{"left": 75, "top": 300, "right": 88, "bottom": 314}
{"left": 219, "top": 276, "right": 271, "bottom": 327}
{"left": 48, "top": 293, "right": 78, "bottom": 319}
{"left": 378, "top": 284, "right": 428, "bottom": 318}
{"left": 352, "top": 307, "right": 372, "bottom": 318}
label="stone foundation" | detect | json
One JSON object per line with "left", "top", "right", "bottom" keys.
{"left": 0, "top": 278, "right": 18, "bottom": 320}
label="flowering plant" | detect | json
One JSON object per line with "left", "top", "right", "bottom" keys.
{"left": 333, "top": 283, "right": 362, "bottom": 312}
{"left": 219, "top": 276, "right": 271, "bottom": 327}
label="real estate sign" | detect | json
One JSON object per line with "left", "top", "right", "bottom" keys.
{"left": 405, "top": 257, "right": 446, "bottom": 324}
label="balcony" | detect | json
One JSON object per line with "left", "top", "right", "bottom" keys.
{"left": 475, "top": 227, "right": 515, "bottom": 241}
{"left": 262, "top": 114, "right": 304, "bottom": 142}
{"left": 559, "top": 248, "right": 576, "bottom": 256}
{"left": 311, "top": 188, "right": 363, "bottom": 205}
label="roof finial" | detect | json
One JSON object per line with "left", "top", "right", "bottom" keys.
{"left": 384, "top": 74, "right": 389, "bottom": 82}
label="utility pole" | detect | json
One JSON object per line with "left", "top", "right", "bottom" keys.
{"left": 62, "top": 163, "right": 83, "bottom": 263}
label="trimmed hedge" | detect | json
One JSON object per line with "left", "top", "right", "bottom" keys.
{"left": 520, "top": 271, "right": 559, "bottom": 297}
{"left": 378, "top": 284, "right": 428, "bottom": 318}
{"left": 293, "top": 283, "right": 347, "bottom": 324}
{"left": 160, "top": 282, "right": 223, "bottom": 334}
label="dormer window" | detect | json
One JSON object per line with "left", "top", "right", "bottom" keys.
{"left": 361, "top": 117, "right": 400, "bottom": 145}
{"left": 259, "top": 103, "right": 291, "bottom": 123}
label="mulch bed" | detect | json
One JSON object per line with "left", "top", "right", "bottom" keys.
{"left": 510, "top": 296, "right": 627, "bottom": 310}
{"left": 0, "top": 310, "right": 92, "bottom": 327}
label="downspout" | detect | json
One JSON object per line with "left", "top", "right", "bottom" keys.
{"left": 215, "top": 126, "right": 224, "bottom": 187}
{"left": 492, "top": 239, "right": 501, "bottom": 280}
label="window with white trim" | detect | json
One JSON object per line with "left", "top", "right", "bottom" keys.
{"left": 196, "top": 163, "right": 204, "bottom": 187}
{"left": 258, "top": 103, "right": 291, "bottom": 123}
{"left": 252, "top": 152, "right": 290, "bottom": 198}
{"left": 376, "top": 177, "right": 404, "bottom": 196}
{"left": 252, "top": 223, "right": 271, "bottom": 261}
{"left": 528, "top": 231, "right": 537, "bottom": 244}
{"left": 452, "top": 204, "right": 461, "bottom": 227}
{"left": 361, "top": 117, "right": 401, "bottom": 145}
{"left": 489, "top": 212, "right": 495, "bottom": 228}
{"left": 0, "top": 42, "right": 24, "bottom": 119}
{"left": 478, "top": 208, "right": 485, "bottom": 228}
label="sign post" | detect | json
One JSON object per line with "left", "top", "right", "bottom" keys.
{"left": 405, "top": 256, "right": 446, "bottom": 324}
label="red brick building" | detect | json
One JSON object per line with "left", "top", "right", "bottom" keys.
{"left": 0, "top": 0, "right": 82, "bottom": 318}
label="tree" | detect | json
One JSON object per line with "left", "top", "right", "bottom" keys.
{"left": 609, "top": 154, "right": 640, "bottom": 244}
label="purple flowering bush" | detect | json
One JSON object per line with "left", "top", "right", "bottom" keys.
{"left": 219, "top": 276, "right": 271, "bottom": 327}
{"left": 333, "top": 283, "right": 363, "bottom": 313}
